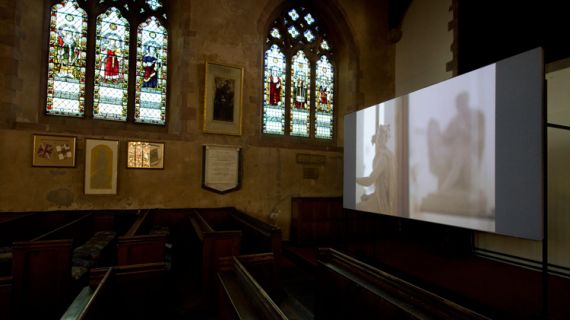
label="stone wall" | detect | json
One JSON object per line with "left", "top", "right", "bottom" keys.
{"left": 0, "top": 0, "right": 394, "bottom": 239}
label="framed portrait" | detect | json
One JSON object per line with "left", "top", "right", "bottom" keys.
{"left": 84, "top": 139, "right": 119, "bottom": 195}
{"left": 32, "top": 134, "right": 77, "bottom": 167}
{"left": 203, "top": 62, "right": 244, "bottom": 136}
{"left": 127, "top": 141, "right": 165, "bottom": 169}
{"left": 202, "top": 144, "right": 241, "bottom": 194}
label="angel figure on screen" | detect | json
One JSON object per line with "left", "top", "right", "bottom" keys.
{"left": 356, "top": 124, "right": 397, "bottom": 214}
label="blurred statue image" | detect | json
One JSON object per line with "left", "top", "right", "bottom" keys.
{"left": 356, "top": 124, "right": 397, "bottom": 214}
{"left": 420, "top": 92, "right": 489, "bottom": 216}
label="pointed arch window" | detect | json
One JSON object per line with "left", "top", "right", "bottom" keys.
{"left": 263, "top": 6, "right": 335, "bottom": 140}
{"left": 45, "top": 0, "right": 169, "bottom": 125}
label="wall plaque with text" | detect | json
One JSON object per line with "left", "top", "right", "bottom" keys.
{"left": 202, "top": 144, "right": 241, "bottom": 193}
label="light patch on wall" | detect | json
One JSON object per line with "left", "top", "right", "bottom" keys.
{"left": 303, "top": 167, "right": 319, "bottom": 180}
{"left": 296, "top": 153, "right": 326, "bottom": 165}
{"left": 47, "top": 188, "right": 74, "bottom": 206}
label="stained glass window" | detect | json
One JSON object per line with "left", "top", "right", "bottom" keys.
{"left": 45, "top": 0, "right": 169, "bottom": 126}
{"left": 94, "top": 7, "right": 129, "bottom": 121}
{"left": 290, "top": 51, "right": 310, "bottom": 137}
{"left": 315, "top": 56, "right": 334, "bottom": 139}
{"left": 146, "top": 0, "right": 162, "bottom": 10}
{"left": 263, "top": 44, "right": 286, "bottom": 135}
{"left": 46, "top": 0, "right": 88, "bottom": 117}
{"left": 262, "top": 5, "right": 335, "bottom": 140}
{"left": 135, "top": 16, "right": 168, "bottom": 125}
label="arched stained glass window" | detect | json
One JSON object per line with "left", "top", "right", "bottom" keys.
{"left": 263, "top": 44, "right": 286, "bottom": 135}
{"left": 263, "top": 5, "right": 335, "bottom": 140}
{"left": 135, "top": 17, "right": 168, "bottom": 125}
{"left": 315, "top": 55, "right": 334, "bottom": 138}
{"left": 45, "top": 0, "right": 169, "bottom": 125}
{"left": 290, "top": 51, "right": 311, "bottom": 137}
{"left": 46, "top": 0, "right": 87, "bottom": 117}
{"left": 94, "top": 7, "right": 129, "bottom": 121}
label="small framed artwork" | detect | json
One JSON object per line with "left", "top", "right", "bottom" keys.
{"left": 203, "top": 61, "right": 244, "bottom": 136}
{"left": 202, "top": 144, "right": 241, "bottom": 194}
{"left": 127, "top": 141, "right": 165, "bottom": 169}
{"left": 85, "top": 139, "right": 119, "bottom": 195}
{"left": 32, "top": 134, "right": 77, "bottom": 167}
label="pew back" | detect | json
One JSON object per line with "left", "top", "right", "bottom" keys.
{"left": 217, "top": 255, "right": 287, "bottom": 320}
{"left": 316, "top": 248, "right": 489, "bottom": 320}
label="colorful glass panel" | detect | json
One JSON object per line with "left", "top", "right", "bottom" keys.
{"left": 270, "top": 28, "right": 281, "bottom": 39}
{"left": 94, "top": 7, "right": 129, "bottom": 121}
{"left": 304, "top": 30, "right": 314, "bottom": 42}
{"left": 315, "top": 55, "right": 334, "bottom": 139}
{"left": 46, "top": 0, "right": 87, "bottom": 117}
{"left": 263, "top": 44, "right": 286, "bottom": 135}
{"left": 290, "top": 51, "right": 311, "bottom": 137}
{"left": 288, "top": 9, "right": 299, "bottom": 21}
{"left": 287, "top": 26, "right": 299, "bottom": 38}
{"left": 321, "top": 40, "right": 330, "bottom": 50}
{"left": 135, "top": 16, "right": 168, "bottom": 125}
{"left": 146, "top": 0, "right": 162, "bottom": 10}
{"left": 304, "top": 13, "right": 315, "bottom": 25}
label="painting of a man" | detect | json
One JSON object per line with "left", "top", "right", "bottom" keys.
{"left": 213, "top": 78, "right": 235, "bottom": 122}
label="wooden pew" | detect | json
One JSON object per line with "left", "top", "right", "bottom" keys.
{"left": 217, "top": 254, "right": 287, "bottom": 320}
{"left": 315, "top": 248, "right": 489, "bottom": 320}
{"left": 10, "top": 212, "right": 135, "bottom": 319}
{"left": 193, "top": 207, "right": 282, "bottom": 260}
{"left": 117, "top": 209, "right": 168, "bottom": 266}
{"left": 60, "top": 262, "right": 168, "bottom": 320}
{"left": 0, "top": 275, "right": 12, "bottom": 320}
{"left": 190, "top": 210, "right": 241, "bottom": 290}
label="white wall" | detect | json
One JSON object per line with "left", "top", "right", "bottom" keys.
{"left": 395, "top": 0, "right": 453, "bottom": 96}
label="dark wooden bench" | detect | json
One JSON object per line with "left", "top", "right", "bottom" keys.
{"left": 0, "top": 212, "right": 91, "bottom": 276}
{"left": 191, "top": 207, "right": 282, "bottom": 290}
{"left": 190, "top": 209, "right": 242, "bottom": 290}
{"left": 9, "top": 211, "right": 137, "bottom": 319}
{"left": 217, "top": 254, "right": 287, "bottom": 320}
{"left": 0, "top": 275, "right": 11, "bottom": 320}
{"left": 117, "top": 209, "right": 169, "bottom": 266}
{"left": 60, "top": 262, "right": 168, "bottom": 320}
{"left": 315, "top": 248, "right": 489, "bottom": 320}
{"left": 8, "top": 213, "right": 96, "bottom": 319}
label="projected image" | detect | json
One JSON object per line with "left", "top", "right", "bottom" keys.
{"left": 355, "top": 101, "right": 402, "bottom": 216}
{"left": 345, "top": 48, "right": 543, "bottom": 239}
{"left": 408, "top": 65, "right": 496, "bottom": 231}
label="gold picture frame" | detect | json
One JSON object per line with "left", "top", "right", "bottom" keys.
{"left": 32, "top": 134, "right": 77, "bottom": 167}
{"left": 126, "top": 141, "right": 165, "bottom": 169}
{"left": 84, "top": 139, "right": 119, "bottom": 195}
{"left": 203, "top": 61, "right": 244, "bottom": 136}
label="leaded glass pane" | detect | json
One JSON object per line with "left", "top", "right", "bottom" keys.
{"left": 288, "top": 9, "right": 299, "bottom": 21}
{"left": 46, "top": 0, "right": 87, "bottom": 117}
{"left": 315, "top": 55, "right": 334, "bottom": 139}
{"left": 290, "top": 51, "right": 310, "bottom": 137}
{"left": 94, "top": 7, "right": 129, "bottom": 121}
{"left": 135, "top": 16, "right": 168, "bottom": 125}
{"left": 270, "top": 27, "right": 281, "bottom": 39}
{"left": 146, "top": 0, "right": 162, "bottom": 10}
{"left": 288, "top": 26, "right": 299, "bottom": 38}
{"left": 263, "top": 44, "right": 286, "bottom": 135}
{"left": 304, "top": 30, "right": 314, "bottom": 42}
{"left": 304, "top": 14, "right": 315, "bottom": 25}
{"left": 321, "top": 40, "right": 330, "bottom": 50}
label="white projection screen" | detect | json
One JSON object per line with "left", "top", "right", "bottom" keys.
{"left": 344, "top": 48, "right": 543, "bottom": 240}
